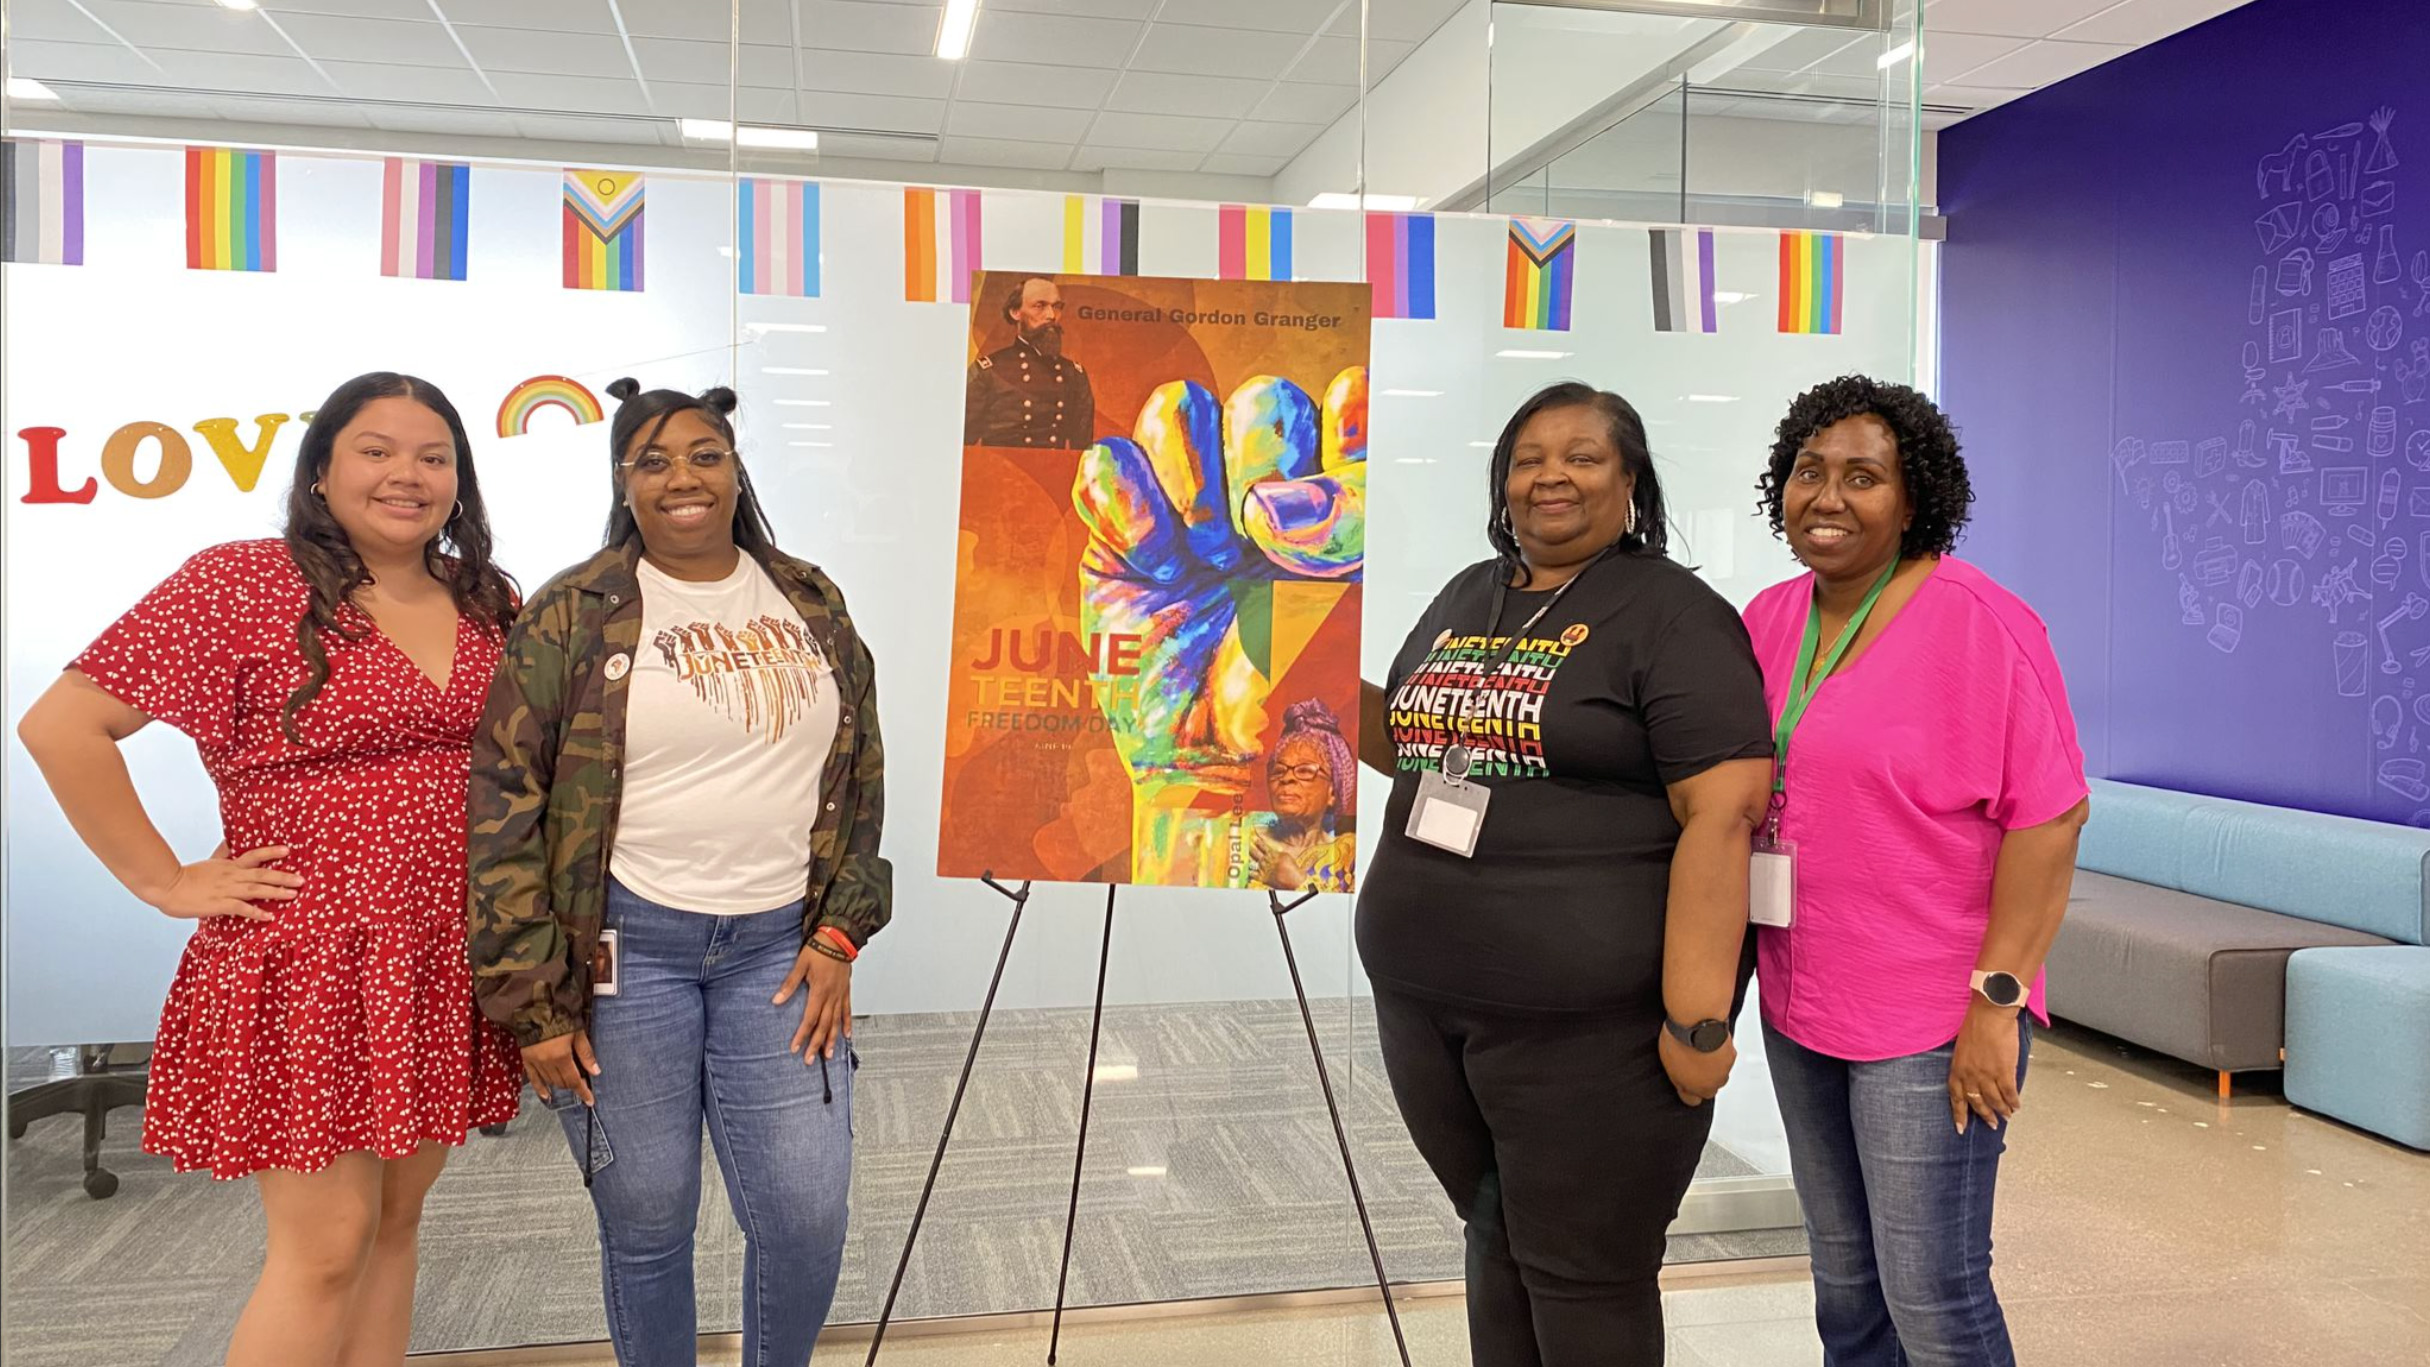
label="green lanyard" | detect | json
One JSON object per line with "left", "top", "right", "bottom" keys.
{"left": 1772, "top": 556, "right": 1901, "bottom": 799}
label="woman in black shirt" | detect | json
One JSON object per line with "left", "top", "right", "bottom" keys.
{"left": 1357, "top": 382, "right": 1774, "bottom": 1366}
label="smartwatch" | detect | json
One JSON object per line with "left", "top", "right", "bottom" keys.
{"left": 1665, "top": 1017, "right": 1732, "bottom": 1053}
{"left": 1970, "top": 969, "right": 2026, "bottom": 1009}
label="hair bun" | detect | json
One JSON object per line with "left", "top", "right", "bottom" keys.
{"left": 604, "top": 376, "right": 641, "bottom": 403}
{"left": 701, "top": 386, "right": 739, "bottom": 417}
{"left": 1282, "top": 699, "right": 1341, "bottom": 735}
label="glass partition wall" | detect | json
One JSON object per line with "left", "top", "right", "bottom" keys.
{"left": 1, "top": 1, "right": 1923, "bottom": 1359}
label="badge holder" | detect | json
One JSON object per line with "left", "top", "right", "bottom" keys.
{"left": 1409, "top": 742, "right": 1491, "bottom": 857}
{"left": 1750, "top": 798, "right": 1796, "bottom": 929}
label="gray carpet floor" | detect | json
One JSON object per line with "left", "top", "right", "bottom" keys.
{"left": 3, "top": 1000, "right": 1801, "bottom": 1364}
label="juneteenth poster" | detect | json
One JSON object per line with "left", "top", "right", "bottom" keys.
{"left": 940, "top": 272, "right": 1370, "bottom": 891}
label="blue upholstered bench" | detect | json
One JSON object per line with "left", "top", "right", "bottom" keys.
{"left": 2059, "top": 779, "right": 2430, "bottom": 1150}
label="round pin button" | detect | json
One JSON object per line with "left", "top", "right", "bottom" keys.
{"left": 604, "top": 653, "right": 631, "bottom": 682}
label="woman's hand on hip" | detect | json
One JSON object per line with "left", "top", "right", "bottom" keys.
{"left": 147, "top": 842, "right": 299, "bottom": 922}
{"left": 1657, "top": 1025, "right": 1736, "bottom": 1107}
{"left": 1948, "top": 999, "right": 2024, "bottom": 1135}
{"left": 776, "top": 946, "right": 853, "bottom": 1062}
{"left": 523, "top": 1029, "right": 600, "bottom": 1107}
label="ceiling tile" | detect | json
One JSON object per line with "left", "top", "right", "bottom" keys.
{"left": 939, "top": 134, "right": 1075, "bottom": 169}
{"left": 1103, "top": 71, "right": 1267, "bottom": 120}
{"left": 269, "top": 15, "right": 470, "bottom": 70}
{"left": 803, "top": 0, "right": 949, "bottom": 56}
{"left": 1071, "top": 145, "right": 1203, "bottom": 172}
{"left": 1923, "top": 0, "right": 2121, "bottom": 38}
{"left": 967, "top": 10, "right": 1146, "bottom": 68}
{"left": 1327, "top": 0, "right": 1467, "bottom": 45}
{"left": 1216, "top": 120, "right": 1324, "bottom": 158}
{"left": 2052, "top": 0, "right": 2257, "bottom": 45}
{"left": 1926, "top": 83, "right": 2037, "bottom": 111}
{"left": 1730, "top": 28, "right": 1863, "bottom": 74}
{"left": 797, "top": 48, "right": 960, "bottom": 99}
{"left": 1250, "top": 81, "right": 1357, "bottom": 125}
{"left": 428, "top": 1, "right": 616, "bottom": 32}
{"left": 650, "top": 80, "right": 742, "bottom": 119}
{"left": 943, "top": 100, "right": 1096, "bottom": 143}
{"left": 4, "top": 0, "right": 118, "bottom": 44}
{"left": 457, "top": 26, "right": 636, "bottom": 79}
{"left": 1084, "top": 110, "right": 1230, "bottom": 153}
{"left": 485, "top": 70, "right": 652, "bottom": 116}
{"left": 1151, "top": 0, "right": 1331, "bottom": 34}
{"left": 2, "top": 37, "right": 164, "bottom": 84}
{"left": 629, "top": 38, "right": 794, "bottom": 87}
{"left": 617, "top": 0, "right": 794, "bottom": 44}
{"left": 794, "top": 90, "right": 948, "bottom": 134}
{"left": 815, "top": 130, "right": 938, "bottom": 161}
{"left": 1955, "top": 38, "right": 2131, "bottom": 88}
{"left": 952, "top": 59, "right": 1120, "bottom": 106}
{"left": 146, "top": 50, "right": 332, "bottom": 97}
{"left": 80, "top": 1, "right": 294, "bottom": 56}
{"left": 1130, "top": 22, "right": 1308, "bottom": 78}
{"left": 1198, "top": 150, "right": 1290, "bottom": 177}
{"left": 1918, "top": 31, "right": 2033, "bottom": 84}
{"left": 319, "top": 59, "right": 501, "bottom": 106}
{"left": 1285, "top": 34, "right": 1415, "bottom": 87}
{"left": 987, "top": 0, "right": 1159, "bottom": 17}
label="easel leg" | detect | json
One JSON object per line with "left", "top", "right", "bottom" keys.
{"left": 1269, "top": 890, "right": 1413, "bottom": 1367}
{"left": 1047, "top": 884, "right": 1118, "bottom": 1365}
{"left": 866, "top": 875, "right": 1034, "bottom": 1366}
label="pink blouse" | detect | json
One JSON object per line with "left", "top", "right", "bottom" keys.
{"left": 1742, "top": 557, "right": 2088, "bottom": 1062}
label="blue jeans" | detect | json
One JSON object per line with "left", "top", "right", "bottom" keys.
{"left": 1764, "top": 1015, "right": 2032, "bottom": 1367}
{"left": 545, "top": 881, "right": 855, "bottom": 1367}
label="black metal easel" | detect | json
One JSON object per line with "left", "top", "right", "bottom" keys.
{"left": 864, "top": 876, "right": 1410, "bottom": 1367}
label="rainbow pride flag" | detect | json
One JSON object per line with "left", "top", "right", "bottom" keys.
{"left": 1503, "top": 218, "right": 1575, "bottom": 331}
{"left": 3, "top": 139, "right": 83, "bottom": 266}
{"left": 382, "top": 158, "right": 469, "bottom": 281}
{"left": 905, "top": 186, "right": 981, "bottom": 303}
{"left": 1218, "top": 205, "right": 1292, "bottom": 281}
{"left": 1365, "top": 212, "right": 1435, "bottom": 320}
{"left": 1777, "top": 231, "right": 1844, "bottom": 335}
{"left": 563, "top": 169, "right": 645, "bottom": 292}
{"left": 186, "top": 147, "right": 275, "bottom": 272}
{"left": 739, "top": 177, "right": 818, "bottom": 297}
{"left": 1065, "top": 195, "right": 1139, "bottom": 276}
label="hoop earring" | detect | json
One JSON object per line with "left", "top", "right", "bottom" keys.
{"left": 1626, "top": 501, "right": 1639, "bottom": 537}
{"left": 452, "top": 500, "right": 464, "bottom": 520}
{"left": 310, "top": 481, "right": 325, "bottom": 498}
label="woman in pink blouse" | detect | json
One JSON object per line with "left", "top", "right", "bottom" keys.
{"left": 1742, "top": 376, "right": 2088, "bottom": 1367}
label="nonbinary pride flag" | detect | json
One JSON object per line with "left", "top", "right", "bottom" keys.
{"left": 1366, "top": 211, "right": 1435, "bottom": 320}
{"left": 2, "top": 138, "right": 83, "bottom": 266}
{"left": 1218, "top": 204, "right": 1293, "bottom": 281}
{"left": 739, "top": 177, "right": 819, "bottom": 297}
{"left": 1649, "top": 227, "right": 1717, "bottom": 334}
{"left": 905, "top": 186, "right": 981, "bottom": 303}
{"left": 1778, "top": 230, "right": 1844, "bottom": 335}
{"left": 1503, "top": 218, "right": 1575, "bottom": 331}
{"left": 1064, "top": 195, "right": 1139, "bottom": 276}
{"left": 382, "top": 158, "right": 469, "bottom": 281}
{"left": 187, "top": 146, "right": 275, "bottom": 272}
{"left": 563, "top": 168, "right": 644, "bottom": 292}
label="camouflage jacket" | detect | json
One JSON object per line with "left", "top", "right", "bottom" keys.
{"left": 466, "top": 540, "right": 891, "bottom": 1046}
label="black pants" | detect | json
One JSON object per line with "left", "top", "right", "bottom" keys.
{"left": 1374, "top": 988, "right": 1715, "bottom": 1367}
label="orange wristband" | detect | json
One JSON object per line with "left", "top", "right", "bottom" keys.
{"left": 815, "top": 925, "right": 860, "bottom": 962}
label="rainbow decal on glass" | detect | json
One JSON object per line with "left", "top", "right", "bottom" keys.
{"left": 496, "top": 374, "right": 604, "bottom": 438}
{"left": 1777, "top": 230, "right": 1844, "bottom": 335}
{"left": 563, "top": 169, "right": 645, "bottom": 292}
{"left": 1503, "top": 218, "right": 1575, "bottom": 332}
{"left": 905, "top": 186, "right": 981, "bottom": 303}
{"left": 1365, "top": 211, "right": 1434, "bottom": 320}
{"left": 739, "top": 177, "right": 819, "bottom": 297}
{"left": 186, "top": 146, "right": 276, "bottom": 272}
{"left": 1218, "top": 205, "right": 1293, "bottom": 281}
{"left": 1064, "top": 195, "right": 1140, "bottom": 276}
{"left": 382, "top": 158, "right": 470, "bottom": 282}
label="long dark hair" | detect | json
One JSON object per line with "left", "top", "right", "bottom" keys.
{"left": 281, "top": 372, "right": 519, "bottom": 741}
{"left": 1486, "top": 381, "right": 1671, "bottom": 586}
{"left": 600, "top": 378, "right": 779, "bottom": 559}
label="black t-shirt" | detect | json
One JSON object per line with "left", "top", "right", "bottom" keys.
{"left": 1355, "top": 552, "right": 1773, "bottom": 1015}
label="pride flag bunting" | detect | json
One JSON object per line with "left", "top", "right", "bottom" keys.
{"left": 1365, "top": 211, "right": 1435, "bottom": 320}
{"left": 1218, "top": 204, "right": 1293, "bottom": 281}
{"left": 186, "top": 146, "right": 275, "bottom": 272}
{"left": 382, "top": 158, "right": 469, "bottom": 281}
{"left": 1650, "top": 227, "right": 1718, "bottom": 334}
{"left": 1777, "top": 231, "right": 1844, "bottom": 335}
{"left": 1503, "top": 218, "right": 1574, "bottom": 331}
{"left": 905, "top": 186, "right": 981, "bottom": 303}
{"left": 739, "top": 177, "right": 819, "bottom": 297}
{"left": 563, "top": 169, "right": 644, "bottom": 292}
{"left": 1064, "top": 195, "right": 1139, "bottom": 276}
{"left": 3, "top": 138, "right": 83, "bottom": 266}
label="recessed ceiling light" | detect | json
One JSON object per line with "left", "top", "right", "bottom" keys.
{"left": 1309, "top": 192, "right": 1422, "bottom": 211}
{"left": 5, "top": 77, "right": 61, "bottom": 101}
{"left": 216, "top": 0, "right": 259, "bottom": 11}
{"left": 679, "top": 118, "right": 734, "bottom": 143}
{"left": 936, "top": 0, "right": 982, "bottom": 60}
{"left": 738, "top": 125, "right": 819, "bottom": 151}
{"left": 1807, "top": 190, "right": 1846, "bottom": 209}
{"left": 1495, "top": 349, "right": 1571, "bottom": 360}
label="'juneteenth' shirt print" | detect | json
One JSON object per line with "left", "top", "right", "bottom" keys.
{"left": 1387, "top": 623, "right": 1591, "bottom": 779}
{"left": 650, "top": 613, "right": 829, "bottom": 744}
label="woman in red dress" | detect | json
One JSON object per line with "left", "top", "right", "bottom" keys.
{"left": 16, "top": 372, "right": 524, "bottom": 1367}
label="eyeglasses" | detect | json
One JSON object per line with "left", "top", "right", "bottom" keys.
{"left": 1271, "top": 763, "right": 1330, "bottom": 784}
{"left": 623, "top": 449, "right": 732, "bottom": 478}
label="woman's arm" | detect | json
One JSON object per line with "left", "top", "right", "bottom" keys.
{"left": 1950, "top": 797, "right": 2091, "bottom": 1132}
{"left": 466, "top": 596, "right": 581, "bottom": 1050}
{"left": 812, "top": 630, "right": 892, "bottom": 949}
{"left": 17, "top": 671, "right": 296, "bottom": 918}
{"left": 1658, "top": 757, "right": 1774, "bottom": 1105}
{"left": 1358, "top": 679, "right": 1392, "bottom": 775}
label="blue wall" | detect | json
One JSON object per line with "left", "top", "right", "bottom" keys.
{"left": 1943, "top": 0, "right": 2430, "bottom": 824}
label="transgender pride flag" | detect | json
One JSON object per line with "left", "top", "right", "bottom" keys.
{"left": 739, "top": 177, "right": 818, "bottom": 297}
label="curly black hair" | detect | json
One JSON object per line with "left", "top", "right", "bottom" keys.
{"left": 1757, "top": 374, "right": 1973, "bottom": 558}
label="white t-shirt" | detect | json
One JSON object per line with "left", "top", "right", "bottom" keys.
{"left": 610, "top": 554, "right": 839, "bottom": 914}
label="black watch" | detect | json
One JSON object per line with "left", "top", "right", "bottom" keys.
{"left": 1971, "top": 970, "right": 2026, "bottom": 1009}
{"left": 1665, "top": 1017, "right": 1732, "bottom": 1053}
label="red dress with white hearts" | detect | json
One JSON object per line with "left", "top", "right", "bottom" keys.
{"left": 74, "top": 539, "right": 522, "bottom": 1180}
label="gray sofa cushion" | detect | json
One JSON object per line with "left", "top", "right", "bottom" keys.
{"left": 2048, "top": 871, "right": 2395, "bottom": 1072}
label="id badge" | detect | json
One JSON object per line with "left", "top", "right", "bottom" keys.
{"left": 592, "top": 928, "right": 621, "bottom": 997}
{"left": 1408, "top": 769, "right": 1490, "bottom": 857}
{"left": 1750, "top": 839, "right": 1796, "bottom": 929}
